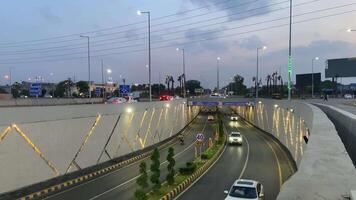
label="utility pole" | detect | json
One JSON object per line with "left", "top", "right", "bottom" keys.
{"left": 101, "top": 59, "right": 105, "bottom": 100}
{"left": 80, "top": 35, "right": 91, "bottom": 99}
{"left": 217, "top": 57, "right": 221, "bottom": 93}
{"left": 287, "top": 0, "right": 293, "bottom": 101}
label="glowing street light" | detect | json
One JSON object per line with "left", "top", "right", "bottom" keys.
{"left": 256, "top": 46, "right": 267, "bottom": 100}
{"left": 311, "top": 56, "right": 319, "bottom": 98}
{"left": 106, "top": 69, "right": 112, "bottom": 74}
{"left": 137, "top": 10, "right": 152, "bottom": 102}
{"left": 347, "top": 28, "right": 355, "bottom": 32}
{"left": 217, "top": 57, "right": 221, "bottom": 92}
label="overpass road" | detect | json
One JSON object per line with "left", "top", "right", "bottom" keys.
{"left": 43, "top": 114, "right": 214, "bottom": 200}
{"left": 178, "top": 108, "right": 296, "bottom": 200}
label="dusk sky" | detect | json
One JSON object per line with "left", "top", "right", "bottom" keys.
{"left": 1, "top": 0, "right": 356, "bottom": 88}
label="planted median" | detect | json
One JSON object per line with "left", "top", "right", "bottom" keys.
{"left": 134, "top": 114, "right": 226, "bottom": 200}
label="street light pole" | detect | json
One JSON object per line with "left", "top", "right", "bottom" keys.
{"left": 311, "top": 57, "right": 319, "bottom": 98}
{"left": 137, "top": 10, "right": 152, "bottom": 102}
{"left": 287, "top": 0, "right": 293, "bottom": 101}
{"left": 217, "top": 57, "right": 221, "bottom": 93}
{"left": 80, "top": 35, "right": 91, "bottom": 99}
{"left": 176, "top": 48, "right": 186, "bottom": 98}
{"left": 256, "top": 46, "right": 267, "bottom": 101}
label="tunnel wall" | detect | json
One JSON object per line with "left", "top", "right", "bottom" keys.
{"left": 232, "top": 99, "right": 311, "bottom": 166}
{"left": 232, "top": 99, "right": 356, "bottom": 199}
{"left": 0, "top": 100, "right": 199, "bottom": 194}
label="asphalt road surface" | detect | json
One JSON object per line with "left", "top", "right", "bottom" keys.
{"left": 178, "top": 109, "right": 296, "bottom": 200}
{"left": 44, "top": 114, "right": 215, "bottom": 200}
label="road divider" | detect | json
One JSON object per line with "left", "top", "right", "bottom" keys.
{"left": 153, "top": 117, "right": 227, "bottom": 200}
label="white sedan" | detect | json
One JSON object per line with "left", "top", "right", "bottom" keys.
{"left": 230, "top": 116, "right": 239, "bottom": 121}
{"left": 224, "top": 179, "right": 264, "bottom": 200}
{"left": 228, "top": 132, "right": 243, "bottom": 145}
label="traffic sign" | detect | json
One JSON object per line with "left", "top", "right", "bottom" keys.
{"left": 30, "top": 83, "right": 41, "bottom": 97}
{"left": 119, "top": 85, "right": 130, "bottom": 94}
{"left": 95, "top": 87, "right": 102, "bottom": 95}
{"left": 196, "top": 133, "right": 205, "bottom": 142}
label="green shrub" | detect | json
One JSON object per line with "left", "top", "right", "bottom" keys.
{"left": 179, "top": 161, "right": 197, "bottom": 175}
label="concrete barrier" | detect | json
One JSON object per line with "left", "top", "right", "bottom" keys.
{"left": 315, "top": 103, "right": 356, "bottom": 166}
{"left": 0, "top": 100, "right": 199, "bottom": 194}
{"left": 0, "top": 98, "right": 103, "bottom": 107}
{"left": 232, "top": 99, "right": 356, "bottom": 199}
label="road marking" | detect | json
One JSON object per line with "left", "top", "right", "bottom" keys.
{"left": 88, "top": 117, "right": 210, "bottom": 200}
{"left": 43, "top": 116, "right": 203, "bottom": 200}
{"left": 173, "top": 141, "right": 227, "bottom": 200}
{"left": 238, "top": 135, "right": 250, "bottom": 179}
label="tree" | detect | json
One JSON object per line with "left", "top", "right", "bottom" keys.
{"left": 166, "top": 147, "right": 175, "bottom": 185}
{"left": 151, "top": 84, "right": 165, "bottom": 96}
{"left": 150, "top": 148, "right": 161, "bottom": 192}
{"left": 135, "top": 162, "right": 148, "bottom": 200}
{"left": 231, "top": 74, "right": 247, "bottom": 95}
{"left": 11, "top": 82, "right": 22, "bottom": 98}
{"left": 55, "top": 79, "right": 74, "bottom": 98}
{"left": 76, "top": 81, "right": 89, "bottom": 97}
{"left": 186, "top": 80, "right": 202, "bottom": 95}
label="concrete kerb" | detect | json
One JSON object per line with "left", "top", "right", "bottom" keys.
{"left": 158, "top": 135, "right": 227, "bottom": 200}
{"left": 2, "top": 111, "right": 200, "bottom": 200}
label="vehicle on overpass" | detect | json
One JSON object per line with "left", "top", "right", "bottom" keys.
{"left": 228, "top": 132, "right": 243, "bottom": 145}
{"left": 210, "top": 93, "right": 225, "bottom": 98}
{"left": 159, "top": 95, "right": 173, "bottom": 101}
{"left": 344, "top": 94, "right": 353, "bottom": 99}
{"left": 208, "top": 115, "right": 214, "bottom": 121}
{"left": 106, "top": 97, "right": 127, "bottom": 104}
{"left": 224, "top": 179, "right": 264, "bottom": 200}
{"left": 230, "top": 115, "right": 239, "bottom": 121}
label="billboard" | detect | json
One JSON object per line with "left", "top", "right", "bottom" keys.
{"left": 296, "top": 73, "right": 321, "bottom": 91}
{"left": 326, "top": 57, "right": 356, "bottom": 78}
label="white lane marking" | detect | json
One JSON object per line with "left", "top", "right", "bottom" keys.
{"left": 88, "top": 117, "right": 210, "bottom": 200}
{"left": 173, "top": 141, "right": 227, "bottom": 200}
{"left": 238, "top": 135, "right": 250, "bottom": 179}
{"left": 43, "top": 117, "right": 204, "bottom": 200}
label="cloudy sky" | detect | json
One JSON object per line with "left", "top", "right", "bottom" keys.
{"left": 0, "top": 0, "right": 356, "bottom": 88}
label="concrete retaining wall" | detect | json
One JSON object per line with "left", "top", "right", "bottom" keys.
{"left": 0, "top": 100, "right": 199, "bottom": 194}
{"left": 315, "top": 103, "right": 356, "bottom": 166}
{"left": 232, "top": 99, "right": 310, "bottom": 166}
{"left": 0, "top": 98, "right": 103, "bottom": 107}
{"left": 232, "top": 99, "right": 356, "bottom": 199}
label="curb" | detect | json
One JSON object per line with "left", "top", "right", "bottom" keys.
{"left": 159, "top": 136, "right": 226, "bottom": 200}
{"left": 15, "top": 112, "right": 201, "bottom": 200}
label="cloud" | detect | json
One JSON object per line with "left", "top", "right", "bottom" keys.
{"left": 237, "top": 35, "right": 263, "bottom": 50}
{"left": 182, "top": 27, "right": 229, "bottom": 53}
{"left": 189, "top": 0, "right": 274, "bottom": 21}
{"left": 39, "top": 6, "right": 62, "bottom": 24}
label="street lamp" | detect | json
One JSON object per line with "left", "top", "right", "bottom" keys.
{"left": 256, "top": 46, "right": 267, "bottom": 100}
{"left": 49, "top": 72, "right": 55, "bottom": 97}
{"left": 311, "top": 57, "right": 319, "bottom": 98}
{"left": 288, "top": 0, "right": 293, "bottom": 101}
{"left": 217, "top": 57, "right": 221, "bottom": 93}
{"left": 176, "top": 48, "right": 186, "bottom": 98}
{"left": 137, "top": 10, "right": 152, "bottom": 102}
{"left": 80, "top": 35, "right": 91, "bottom": 99}
{"left": 347, "top": 28, "right": 355, "bottom": 32}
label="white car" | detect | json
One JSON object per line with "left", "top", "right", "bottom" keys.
{"left": 207, "top": 115, "right": 214, "bottom": 121}
{"left": 106, "top": 97, "right": 127, "bottom": 104}
{"left": 344, "top": 94, "right": 353, "bottom": 99}
{"left": 224, "top": 179, "right": 264, "bottom": 200}
{"left": 230, "top": 116, "right": 239, "bottom": 121}
{"left": 228, "top": 132, "right": 243, "bottom": 145}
